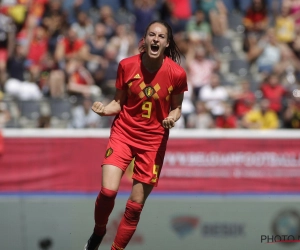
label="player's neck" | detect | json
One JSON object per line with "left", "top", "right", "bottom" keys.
{"left": 142, "top": 53, "right": 164, "bottom": 73}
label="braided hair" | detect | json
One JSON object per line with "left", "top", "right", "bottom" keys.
{"left": 138, "top": 20, "right": 182, "bottom": 64}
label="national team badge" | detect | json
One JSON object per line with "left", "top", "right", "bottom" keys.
{"left": 105, "top": 148, "right": 113, "bottom": 158}
{"left": 144, "top": 86, "right": 155, "bottom": 98}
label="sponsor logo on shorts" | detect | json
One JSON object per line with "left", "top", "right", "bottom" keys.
{"left": 144, "top": 86, "right": 155, "bottom": 98}
{"left": 105, "top": 148, "right": 113, "bottom": 158}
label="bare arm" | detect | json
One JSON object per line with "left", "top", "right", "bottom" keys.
{"left": 162, "top": 93, "right": 184, "bottom": 129}
{"left": 92, "top": 89, "right": 127, "bottom": 116}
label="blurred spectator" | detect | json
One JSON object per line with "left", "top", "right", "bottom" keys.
{"left": 168, "top": 0, "right": 194, "bottom": 20}
{"left": 96, "top": 5, "right": 118, "bottom": 39}
{"left": 110, "top": 24, "right": 137, "bottom": 62}
{"left": 242, "top": 98, "right": 279, "bottom": 129}
{"left": 243, "top": 0, "right": 269, "bottom": 52}
{"left": 4, "top": 76, "right": 43, "bottom": 101}
{"left": 185, "top": 9, "right": 212, "bottom": 46}
{"left": 54, "top": 26, "right": 89, "bottom": 68}
{"left": 283, "top": 96, "right": 300, "bottom": 128}
{"left": 231, "top": 80, "right": 256, "bottom": 119}
{"left": 132, "top": 0, "right": 157, "bottom": 40}
{"left": 186, "top": 100, "right": 214, "bottom": 128}
{"left": 247, "top": 28, "right": 282, "bottom": 75}
{"left": 260, "top": 73, "right": 287, "bottom": 114}
{"left": 66, "top": 58, "right": 101, "bottom": 98}
{"left": 199, "top": 73, "right": 229, "bottom": 117}
{"left": 274, "top": 3, "right": 295, "bottom": 44}
{"left": 42, "top": 0, "right": 67, "bottom": 54}
{"left": 96, "top": 44, "right": 119, "bottom": 97}
{"left": 186, "top": 45, "right": 220, "bottom": 100}
{"left": 180, "top": 83, "right": 196, "bottom": 126}
{"left": 273, "top": 45, "right": 300, "bottom": 87}
{"left": 0, "top": 2, "right": 16, "bottom": 87}
{"left": 159, "top": 0, "right": 186, "bottom": 36}
{"left": 215, "top": 102, "right": 238, "bottom": 128}
{"left": 85, "top": 22, "right": 108, "bottom": 75}
{"left": 198, "top": 0, "right": 228, "bottom": 36}
{"left": 286, "top": 0, "right": 300, "bottom": 32}
{"left": 71, "top": 10, "right": 94, "bottom": 40}
{"left": 86, "top": 22, "right": 107, "bottom": 59}
{"left": 70, "top": 97, "right": 102, "bottom": 128}
{"left": 6, "top": 43, "right": 26, "bottom": 81}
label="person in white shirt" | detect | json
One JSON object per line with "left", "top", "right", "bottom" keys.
{"left": 199, "top": 73, "right": 229, "bottom": 117}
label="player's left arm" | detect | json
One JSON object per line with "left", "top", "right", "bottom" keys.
{"left": 162, "top": 93, "right": 184, "bottom": 129}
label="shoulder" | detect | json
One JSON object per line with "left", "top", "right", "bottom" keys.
{"left": 119, "top": 54, "right": 141, "bottom": 68}
{"left": 164, "top": 57, "right": 187, "bottom": 78}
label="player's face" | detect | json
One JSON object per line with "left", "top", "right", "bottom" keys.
{"left": 144, "top": 23, "right": 169, "bottom": 59}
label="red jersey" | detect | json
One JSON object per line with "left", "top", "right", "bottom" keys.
{"left": 261, "top": 83, "right": 286, "bottom": 113}
{"left": 59, "top": 38, "right": 85, "bottom": 55}
{"left": 110, "top": 54, "right": 187, "bottom": 151}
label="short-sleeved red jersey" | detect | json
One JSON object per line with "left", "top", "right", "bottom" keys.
{"left": 110, "top": 53, "right": 187, "bottom": 151}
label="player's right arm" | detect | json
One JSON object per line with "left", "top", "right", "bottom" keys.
{"left": 92, "top": 89, "right": 127, "bottom": 116}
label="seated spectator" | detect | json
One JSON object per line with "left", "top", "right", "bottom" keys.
{"left": 96, "top": 5, "right": 118, "bottom": 39}
{"left": 231, "top": 80, "right": 256, "bottom": 119}
{"left": 4, "top": 75, "right": 43, "bottom": 101}
{"left": 6, "top": 43, "right": 27, "bottom": 81}
{"left": 274, "top": 3, "right": 295, "bottom": 44}
{"left": 85, "top": 22, "right": 108, "bottom": 74}
{"left": 42, "top": 0, "right": 68, "bottom": 54}
{"left": 247, "top": 28, "right": 282, "bottom": 75}
{"left": 186, "top": 9, "right": 212, "bottom": 46}
{"left": 132, "top": 0, "right": 157, "bottom": 40}
{"left": 186, "top": 100, "right": 214, "bottom": 128}
{"left": 66, "top": 58, "right": 101, "bottom": 98}
{"left": 286, "top": 0, "right": 300, "bottom": 32}
{"left": 215, "top": 102, "right": 238, "bottom": 128}
{"left": 260, "top": 73, "right": 287, "bottom": 114}
{"left": 273, "top": 43, "right": 300, "bottom": 85}
{"left": 186, "top": 45, "right": 220, "bottom": 100}
{"left": 71, "top": 10, "right": 94, "bottom": 40}
{"left": 242, "top": 98, "right": 279, "bottom": 129}
{"left": 168, "top": 0, "right": 194, "bottom": 21}
{"left": 243, "top": 0, "right": 269, "bottom": 52}
{"left": 86, "top": 22, "right": 107, "bottom": 59}
{"left": 110, "top": 23, "right": 137, "bottom": 62}
{"left": 198, "top": 0, "right": 228, "bottom": 36}
{"left": 70, "top": 97, "right": 102, "bottom": 128}
{"left": 199, "top": 73, "right": 229, "bottom": 117}
{"left": 94, "top": 44, "right": 119, "bottom": 97}
{"left": 159, "top": 0, "right": 187, "bottom": 36}
{"left": 54, "top": 26, "right": 89, "bottom": 68}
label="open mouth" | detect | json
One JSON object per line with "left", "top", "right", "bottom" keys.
{"left": 150, "top": 44, "right": 159, "bottom": 53}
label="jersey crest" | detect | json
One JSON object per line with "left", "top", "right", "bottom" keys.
{"left": 144, "top": 86, "right": 155, "bottom": 98}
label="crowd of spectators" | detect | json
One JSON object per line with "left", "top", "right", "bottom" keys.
{"left": 0, "top": 0, "right": 300, "bottom": 129}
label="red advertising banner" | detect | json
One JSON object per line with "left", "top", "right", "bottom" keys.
{"left": 1, "top": 131, "right": 300, "bottom": 193}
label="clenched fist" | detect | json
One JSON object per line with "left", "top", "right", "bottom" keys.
{"left": 92, "top": 102, "right": 106, "bottom": 116}
{"left": 162, "top": 116, "right": 175, "bottom": 129}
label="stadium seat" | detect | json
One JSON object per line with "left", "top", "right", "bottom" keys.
{"left": 49, "top": 98, "right": 72, "bottom": 120}
{"left": 229, "top": 59, "right": 250, "bottom": 77}
{"left": 228, "top": 12, "right": 245, "bottom": 34}
{"left": 18, "top": 100, "right": 41, "bottom": 120}
{"left": 213, "top": 36, "right": 233, "bottom": 54}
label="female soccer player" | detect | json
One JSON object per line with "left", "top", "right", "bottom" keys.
{"left": 84, "top": 20, "right": 187, "bottom": 250}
